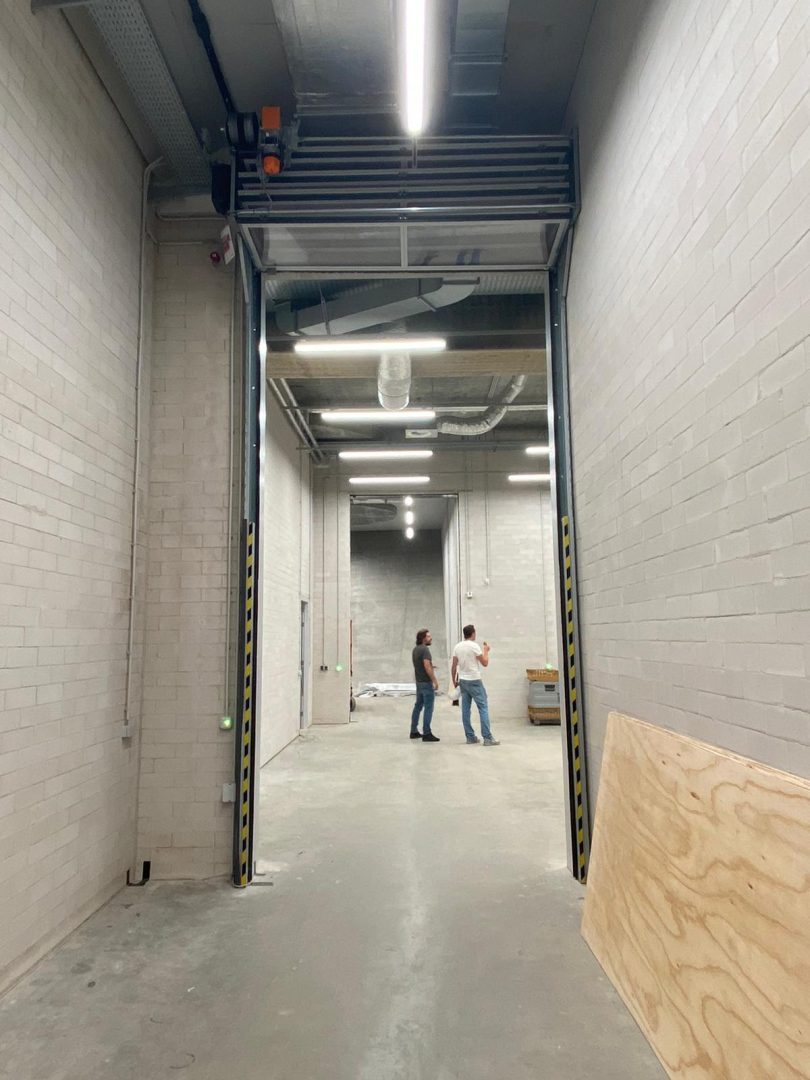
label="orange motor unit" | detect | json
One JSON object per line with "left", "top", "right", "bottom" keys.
{"left": 260, "top": 106, "right": 283, "bottom": 175}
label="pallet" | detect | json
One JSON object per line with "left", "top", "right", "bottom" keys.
{"left": 528, "top": 706, "right": 560, "bottom": 725}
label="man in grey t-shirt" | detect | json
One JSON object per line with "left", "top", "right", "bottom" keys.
{"left": 411, "top": 628, "right": 439, "bottom": 743}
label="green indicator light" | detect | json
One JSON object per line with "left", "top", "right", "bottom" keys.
{"left": 219, "top": 715, "right": 234, "bottom": 731}
{"left": 335, "top": 664, "right": 344, "bottom": 673}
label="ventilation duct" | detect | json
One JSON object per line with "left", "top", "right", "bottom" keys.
{"left": 275, "top": 279, "right": 476, "bottom": 336}
{"left": 377, "top": 353, "right": 411, "bottom": 411}
{"left": 435, "top": 375, "right": 527, "bottom": 436}
{"left": 450, "top": 0, "right": 510, "bottom": 100}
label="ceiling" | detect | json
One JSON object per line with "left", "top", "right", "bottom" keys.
{"left": 62, "top": 0, "right": 597, "bottom": 172}
{"left": 351, "top": 495, "right": 451, "bottom": 533}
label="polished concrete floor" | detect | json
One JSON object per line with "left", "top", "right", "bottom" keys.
{"left": 0, "top": 697, "right": 664, "bottom": 1080}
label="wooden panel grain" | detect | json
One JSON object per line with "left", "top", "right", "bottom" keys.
{"left": 265, "top": 348, "right": 545, "bottom": 379}
{"left": 582, "top": 713, "right": 810, "bottom": 1080}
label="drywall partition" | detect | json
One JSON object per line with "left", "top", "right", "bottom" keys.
{"left": 564, "top": 0, "right": 810, "bottom": 796}
{"left": 136, "top": 246, "right": 235, "bottom": 880}
{"left": 350, "top": 530, "right": 447, "bottom": 689}
{"left": 0, "top": 1, "right": 144, "bottom": 989}
{"left": 260, "top": 391, "right": 313, "bottom": 763}
{"left": 312, "top": 450, "right": 557, "bottom": 721}
{"left": 582, "top": 712, "right": 810, "bottom": 1079}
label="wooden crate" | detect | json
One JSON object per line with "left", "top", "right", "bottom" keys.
{"left": 528, "top": 706, "right": 560, "bottom": 726}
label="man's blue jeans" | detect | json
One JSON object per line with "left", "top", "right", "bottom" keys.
{"left": 411, "top": 684, "right": 435, "bottom": 735}
{"left": 459, "top": 679, "right": 492, "bottom": 741}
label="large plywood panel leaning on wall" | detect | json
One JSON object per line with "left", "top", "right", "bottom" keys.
{"left": 582, "top": 713, "right": 810, "bottom": 1080}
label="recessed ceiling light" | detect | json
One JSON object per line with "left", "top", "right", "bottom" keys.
{"left": 295, "top": 337, "right": 445, "bottom": 356}
{"left": 338, "top": 449, "right": 433, "bottom": 461}
{"left": 404, "top": 510, "right": 415, "bottom": 525}
{"left": 508, "top": 473, "right": 551, "bottom": 483}
{"left": 403, "top": 0, "right": 427, "bottom": 136}
{"left": 320, "top": 409, "right": 436, "bottom": 425}
{"left": 403, "top": 496, "right": 414, "bottom": 507}
{"left": 525, "top": 446, "right": 550, "bottom": 456}
{"left": 348, "top": 476, "right": 430, "bottom": 486}
{"left": 405, "top": 526, "right": 415, "bottom": 540}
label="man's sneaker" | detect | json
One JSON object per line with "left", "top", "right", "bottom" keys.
{"left": 422, "top": 733, "right": 440, "bottom": 742}
{"left": 466, "top": 737, "right": 480, "bottom": 744}
{"left": 483, "top": 737, "right": 500, "bottom": 746}
{"left": 410, "top": 731, "right": 422, "bottom": 739}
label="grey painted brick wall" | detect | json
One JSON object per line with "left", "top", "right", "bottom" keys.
{"left": 565, "top": 0, "right": 810, "bottom": 799}
{"left": 0, "top": 0, "right": 144, "bottom": 989}
{"left": 136, "top": 247, "right": 234, "bottom": 880}
{"left": 350, "top": 529, "right": 447, "bottom": 689}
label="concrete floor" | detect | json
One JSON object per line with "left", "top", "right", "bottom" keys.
{"left": 0, "top": 697, "right": 664, "bottom": 1080}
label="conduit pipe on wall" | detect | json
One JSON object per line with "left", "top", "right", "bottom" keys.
{"left": 435, "top": 374, "right": 528, "bottom": 436}
{"left": 123, "top": 157, "right": 163, "bottom": 740}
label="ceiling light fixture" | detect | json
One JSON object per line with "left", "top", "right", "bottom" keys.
{"left": 525, "top": 446, "right": 550, "bottom": 456}
{"left": 295, "top": 337, "right": 445, "bottom": 356}
{"left": 404, "top": 510, "right": 415, "bottom": 525}
{"left": 508, "top": 473, "right": 551, "bottom": 483}
{"left": 405, "top": 526, "right": 416, "bottom": 540}
{"left": 320, "top": 409, "right": 436, "bottom": 425}
{"left": 403, "top": 496, "right": 414, "bottom": 507}
{"left": 348, "top": 476, "right": 431, "bottom": 487}
{"left": 338, "top": 449, "right": 433, "bottom": 461}
{"left": 404, "top": 0, "right": 427, "bottom": 135}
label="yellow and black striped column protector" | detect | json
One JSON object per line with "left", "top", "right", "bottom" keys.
{"left": 238, "top": 523, "right": 255, "bottom": 887}
{"left": 562, "top": 515, "right": 587, "bottom": 882}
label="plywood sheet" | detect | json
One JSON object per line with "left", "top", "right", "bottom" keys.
{"left": 582, "top": 712, "right": 810, "bottom": 1080}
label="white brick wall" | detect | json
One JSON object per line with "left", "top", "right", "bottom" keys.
{"left": 260, "top": 391, "right": 313, "bottom": 764}
{"left": 0, "top": 0, "right": 143, "bottom": 988}
{"left": 565, "top": 0, "right": 810, "bottom": 795}
{"left": 136, "top": 247, "right": 234, "bottom": 879}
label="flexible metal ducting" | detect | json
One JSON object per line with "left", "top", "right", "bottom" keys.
{"left": 276, "top": 278, "right": 476, "bottom": 335}
{"left": 435, "top": 374, "right": 528, "bottom": 436}
{"left": 377, "top": 353, "right": 411, "bottom": 410}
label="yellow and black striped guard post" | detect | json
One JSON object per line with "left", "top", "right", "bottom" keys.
{"left": 237, "top": 522, "right": 255, "bottom": 887}
{"left": 562, "top": 515, "right": 587, "bottom": 882}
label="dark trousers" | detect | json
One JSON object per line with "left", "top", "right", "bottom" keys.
{"left": 411, "top": 684, "right": 435, "bottom": 735}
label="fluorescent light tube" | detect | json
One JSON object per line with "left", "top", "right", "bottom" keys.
{"left": 338, "top": 449, "right": 433, "bottom": 461}
{"left": 405, "top": 526, "right": 415, "bottom": 540}
{"left": 404, "top": 510, "right": 415, "bottom": 525}
{"left": 525, "top": 446, "right": 550, "bottom": 456}
{"left": 404, "top": 0, "right": 427, "bottom": 135}
{"left": 349, "top": 476, "right": 430, "bottom": 486}
{"left": 320, "top": 409, "right": 436, "bottom": 425}
{"left": 295, "top": 337, "right": 444, "bottom": 356}
{"left": 508, "top": 473, "right": 551, "bottom": 483}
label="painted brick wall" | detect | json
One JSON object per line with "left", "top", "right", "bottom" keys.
{"left": 136, "top": 247, "right": 235, "bottom": 879}
{"left": 0, "top": 0, "right": 143, "bottom": 989}
{"left": 350, "top": 529, "right": 448, "bottom": 689}
{"left": 565, "top": 0, "right": 810, "bottom": 796}
{"left": 260, "top": 392, "right": 313, "bottom": 765}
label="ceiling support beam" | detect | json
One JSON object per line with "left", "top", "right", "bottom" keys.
{"left": 265, "top": 348, "right": 545, "bottom": 380}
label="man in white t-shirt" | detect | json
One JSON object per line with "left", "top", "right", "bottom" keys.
{"left": 451, "top": 624, "right": 499, "bottom": 745}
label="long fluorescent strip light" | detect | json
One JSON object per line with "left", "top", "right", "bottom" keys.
{"left": 349, "top": 476, "right": 430, "bottom": 486}
{"left": 508, "top": 473, "right": 551, "bottom": 483}
{"left": 404, "top": 0, "right": 427, "bottom": 135}
{"left": 321, "top": 409, "right": 436, "bottom": 425}
{"left": 525, "top": 446, "right": 550, "bottom": 456}
{"left": 338, "top": 449, "right": 433, "bottom": 461}
{"left": 295, "top": 337, "right": 444, "bottom": 356}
